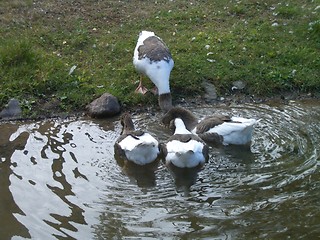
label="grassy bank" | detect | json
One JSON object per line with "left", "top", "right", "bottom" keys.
{"left": 0, "top": 0, "right": 319, "bottom": 117}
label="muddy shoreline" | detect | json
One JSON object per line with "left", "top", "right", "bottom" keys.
{"left": 0, "top": 91, "right": 319, "bottom": 123}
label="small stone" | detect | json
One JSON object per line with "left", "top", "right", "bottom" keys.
{"left": 202, "top": 80, "right": 217, "bottom": 102}
{"left": 86, "top": 93, "right": 121, "bottom": 118}
{"left": 232, "top": 80, "right": 246, "bottom": 91}
{"left": 0, "top": 99, "right": 22, "bottom": 119}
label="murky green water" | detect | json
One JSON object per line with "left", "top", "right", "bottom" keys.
{"left": 0, "top": 99, "right": 319, "bottom": 239}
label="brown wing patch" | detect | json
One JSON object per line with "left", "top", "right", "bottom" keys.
{"left": 198, "top": 132, "right": 223, "bottom": 146}
{"left": 138, "top": 36, "right": 172, "bottom": 62}
{"left": 196, "top": 115, "right": 231, "bottom": 134}
{"left": 169, "top": 134, "right": 204, "bottom": 143}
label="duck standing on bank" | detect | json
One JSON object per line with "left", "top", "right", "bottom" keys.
{"left": 161, "top": 118, "right": 209, "bottom": 169}
{"left": 114, "top": 113, "right": 160, "bottom": 166}
{"left": 162, "top": 106, "right": 258, "bottom": 146}
{"left": 133, "top": 30, "right": 174, "bottom": 112}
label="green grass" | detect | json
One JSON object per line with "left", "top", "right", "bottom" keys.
{"left": 0, "top": 0, "right": 319, "bottom": 117}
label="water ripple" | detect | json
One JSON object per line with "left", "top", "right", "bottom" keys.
{"left": 0, "top": 100, "right": 319, "bottom": 239}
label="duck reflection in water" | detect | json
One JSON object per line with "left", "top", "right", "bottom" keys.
{"left": 166, "top": 162, "right": 204, "bottom": 195}
{"left": 114, "top": 113, "right": 161, "bottom": 187}
{"left": 114, "top": 156, "right": 159, "bottom": 187}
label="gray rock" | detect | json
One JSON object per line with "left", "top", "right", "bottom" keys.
{"left": 232, "top": 80, "right": 246, "bottom": 91}
{"left": 87, "top": 93, "right": 121, "bottom": 118}
{"left": 202, "top": 80, "right": 217, "bottom": 101}
{"left": 0, "top": 99, "right": 22, "bottom": 119}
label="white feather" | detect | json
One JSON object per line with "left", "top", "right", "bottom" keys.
{"left": 133, "top": 57, "right": 173, "bottom": 94}
{"left": 165, "top": 139, "right": 206, "bottom": 168}
{"left": 136, "top": 31, "right": 155, "bottom": 46}
{"left": 133, "top": 31, "right": 155, "bottom": 67}
{"left": 118, "top": 133, "right": 159, "bottom": 165}
{"left": 174, "top": 118, "right": 192, "bottom": 134}
{"left": 206, "top": 117, "right": 257, "bottom": 145}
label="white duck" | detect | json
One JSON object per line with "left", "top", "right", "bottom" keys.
{"left": 133, "top": 30, "right": 174, "bottom": 112}
{"left": 114, "top": 113, "right": 160, "bottom": 165}
{"left": 162, "top": 106, "right": 258, "bottom": 146}
{"left": 161, "top": 118, "right": 209, "bottom": 168}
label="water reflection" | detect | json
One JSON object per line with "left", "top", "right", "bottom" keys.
{"left": 0, "top": 100, "right": 319, "bottom": 239}
{"left": 114, "top": 153, "right": 160, "bottom": 188}
{"left": 1, "top": 119, "right": 119, "bottom": 239}
{"left": 166, "top": 163, "right": 203, "bottom": 196}
{"left": 0, "top": 123, "right": 30, "bottom": 239}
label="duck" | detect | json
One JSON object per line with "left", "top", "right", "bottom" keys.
{"left": 162, "top": 106, "right": 258, "bottom": 146}
{"left": 161, "top": 118, "right": 209, "bottom": 168}
{"left": 114, "top": 112, "right": 160, "bottom": 165}
{"left": 133, "top": 30, "right": 174, "bottom": 112}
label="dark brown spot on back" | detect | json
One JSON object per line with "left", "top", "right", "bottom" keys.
{"left": 138, "top": 36, "right": 172, "bottom": 62}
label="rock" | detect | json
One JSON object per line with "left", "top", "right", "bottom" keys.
{"left": 0, "top": 99, "right": 22, "bottom": 119}
{"left": 232, "top": 80, "right": 246, "bottom": 91}
{"left": 86, "top": 93, "right": 121, "bottom": 118}
{"left": 202, "top": 80, "right": 217, "bottom": 102}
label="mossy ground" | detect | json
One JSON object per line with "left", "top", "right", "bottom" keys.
{"left": 0, "top": 0, "right": 319, "bottom": 117}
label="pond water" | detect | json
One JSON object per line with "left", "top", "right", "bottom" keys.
{"left": 0, "top": 99, "right": 319, "bottom": 239}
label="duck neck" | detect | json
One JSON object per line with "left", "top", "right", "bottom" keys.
{"left": 155, "top": 75, "right": 171, "bottom": 95}
{"left": 121, "top": 114, "right": 135, "bottom": 134}
{"left": 159, "top": 93, "right": 172, "bottom": 113}
{"left": 174, "top": 118, "right": 191, "bottom": 135}
{"left": 182, "top": 112, "right": 198, "bottom": 131}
